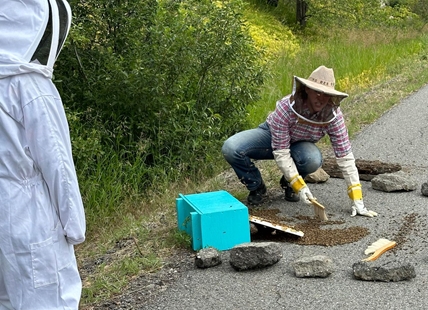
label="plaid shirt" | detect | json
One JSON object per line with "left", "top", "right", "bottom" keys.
{"left": 266, "top": 95, "right": 352, "bottom": 158}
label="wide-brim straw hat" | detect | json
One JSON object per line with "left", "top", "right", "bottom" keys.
{"left": 294, "top": 65, "right": 348, "bottom": 98}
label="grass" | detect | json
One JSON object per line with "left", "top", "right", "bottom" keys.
{"left": 77, "top": 8, "right": 428, "bottom": 308}
{"left": 246, "top": 29, "right": 428, "bottom": 136}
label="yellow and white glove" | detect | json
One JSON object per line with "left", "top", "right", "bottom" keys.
{"left": 292, "top": 176, "right": 314, "bottom": 205}
{"left": 273, "top": 149, "right": 314, "bottom": 205}
{"left": 336, "top": 153, "right": 378, "bottom": 217}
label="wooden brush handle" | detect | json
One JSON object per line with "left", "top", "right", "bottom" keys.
{"left": 309, "top": 198, "right": 325, "bottom": 210}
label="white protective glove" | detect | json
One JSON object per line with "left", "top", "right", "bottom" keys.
{"left": 298, "top": 185, "right": 314, "bottom": 205}
{"left": 273, "top": 149, "right": 314, "bottom": 205}
{"left": 336, "top": 152, "right": 378, "bottom": 217}
{"left": 351, "top": 200, "right": 378, "bottom": 217}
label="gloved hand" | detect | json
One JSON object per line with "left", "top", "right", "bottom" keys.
{"left": 272, "top": 149, "right": 315, "bottom": 206}
{"left": 299, "top": 186, "right": 314, "bottom": 205}
{"left": 288, "top": 173, "right": 314, "bottom": 205}
{"left": 337, "top": 153, "right": 379, "bottom": 218}
{"left": 351, "top": 200, "right": 378, "bottom": 217}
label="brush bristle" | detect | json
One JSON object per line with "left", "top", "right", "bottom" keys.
{"left": 364, "top": 238, "right": 392, "bottom": 255}
{"left": 362, "top": 238, "right": 397, "bottom": 262}
{"left": 310, "top": 198, "right": 328, "bottom": 221}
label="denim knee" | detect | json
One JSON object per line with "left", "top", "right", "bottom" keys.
{"left": 290, "top": 142, "right": 322, "bottom": 177}
{"left": 221, "top": 138, "right": 236, "bottom": 164}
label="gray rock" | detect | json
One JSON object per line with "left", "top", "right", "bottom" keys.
{"left": 195, "top": 247, "right": 222, "bottom": 269}
{"left": 291, "top": 255, "right": 334, "bottom": 278}
{"left": 353, "top": 261, "right": 416, "bottom": 282}
{"left": 229, "top": 242, "right": 282, "bottom": 271}
{"left": 421, "top": 182, "right": 428, "bottom": 196}
{"left": 250, "top": 222, "right": 258, "bottom": 235}
{"left": 305, "top": 167, "right": 330, "bottom": 183}
{"left": 371, "top": 171, "right": 417, "bottom": 192}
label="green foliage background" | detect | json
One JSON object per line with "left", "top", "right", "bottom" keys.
{"left": 56, "top": 0, "right": 264, "bottom": 226}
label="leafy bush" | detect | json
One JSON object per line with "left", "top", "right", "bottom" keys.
{"left": 56, "top": 0, "right": 264, "bottom": 185}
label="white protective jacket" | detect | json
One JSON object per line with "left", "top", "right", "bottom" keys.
{"left": 0, "top": 1, "right": 86, "bottom": 309}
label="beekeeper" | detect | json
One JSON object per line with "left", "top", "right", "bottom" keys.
{"left": 222, "top": 65, "right": 378, "bottom": 217}
{"left": 0, "top": 0, "right": 86, "bottom": 309}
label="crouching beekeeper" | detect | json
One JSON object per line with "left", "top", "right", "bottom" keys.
{"left": 0, "top": 0, "right": 86, "bottom": 309}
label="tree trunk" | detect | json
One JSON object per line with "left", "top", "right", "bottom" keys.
{"left": 296, "top": 0, "right": 308, "bottom": 27}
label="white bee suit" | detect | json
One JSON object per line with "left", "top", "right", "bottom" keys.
{"left": 0, "top": 0, "right": 86, "bottom": 309}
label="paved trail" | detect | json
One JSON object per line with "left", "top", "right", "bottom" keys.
{"left": 139, "top": 85, "right": 428, "bottom": 310}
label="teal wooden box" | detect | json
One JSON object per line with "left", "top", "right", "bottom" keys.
{"left": 176, "top": 190, "right": 250, "bottom": 251}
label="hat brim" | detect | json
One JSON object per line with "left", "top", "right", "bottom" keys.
{"left": 295, "top": 76, "right": 348, "bottom": 98}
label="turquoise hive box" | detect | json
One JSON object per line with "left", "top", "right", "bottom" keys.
{"left": 176, "top": 190, "right": 250, "bottom": 251}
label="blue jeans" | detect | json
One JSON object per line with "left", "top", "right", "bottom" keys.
{"left": 222, "top": 122, "right": 322, "bottom": 191}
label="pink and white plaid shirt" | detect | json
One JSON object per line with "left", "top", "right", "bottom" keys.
{"left": 266, "top": 95, "right": 352, "bottom": 158}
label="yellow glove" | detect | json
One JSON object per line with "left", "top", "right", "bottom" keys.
{"left": 288, "top": 174, "right": 313, "bottom": 205}
{"left": 273, "top": 149, "right": 316, "bottom": 205}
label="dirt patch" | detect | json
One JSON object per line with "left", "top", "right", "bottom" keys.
{"left": 80, "top": 248, "right": 195, "bottom": 310}
{"left": 250, "top": 208, "right": 370, "bottom": 246}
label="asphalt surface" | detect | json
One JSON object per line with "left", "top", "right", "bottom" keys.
{"left": 141, "top": 84, "right": 428, "bottom": 310}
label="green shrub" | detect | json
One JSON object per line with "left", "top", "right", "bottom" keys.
{"left": 60, "top": 0, "right": 263, "bottom": 169}
{"left": 55, "top": 0, "right": 264, "bottom": 222}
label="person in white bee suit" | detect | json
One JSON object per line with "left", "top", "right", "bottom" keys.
{"left": 0, "top": 0, "right": 86, "bottom": 309}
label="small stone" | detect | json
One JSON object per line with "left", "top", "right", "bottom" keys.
{"left": 229, "top": 242, "right": 282, "bottom": 271}
{"left": 305, "top": 168, "right": 330, "bottom": 183}
{"left": 195, "top": 247, "right": 222, "bottom": 269}
{"left": 421, "top": 182, "right": 428, "bottom": 196}
{"left": 291, "top": 255, "right": 334, "bottom": 278}
{"left": 353, "top": 261, "right": 416, "bottom": 282}
{"left": 250, "top": 222, "right": 258, "bottom": 234}
{"left": 371, "top": 171, "right": 417, "bottom": 192}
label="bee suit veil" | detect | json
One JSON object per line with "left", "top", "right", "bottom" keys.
{"left": 0, "top": 1, "right": 86, "bottom": 309}
{"left": 289, "top": 66, "right": 348, "bottom": 125}
{"left": 0, "top": 0, "right": 71, "bottom": 77}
